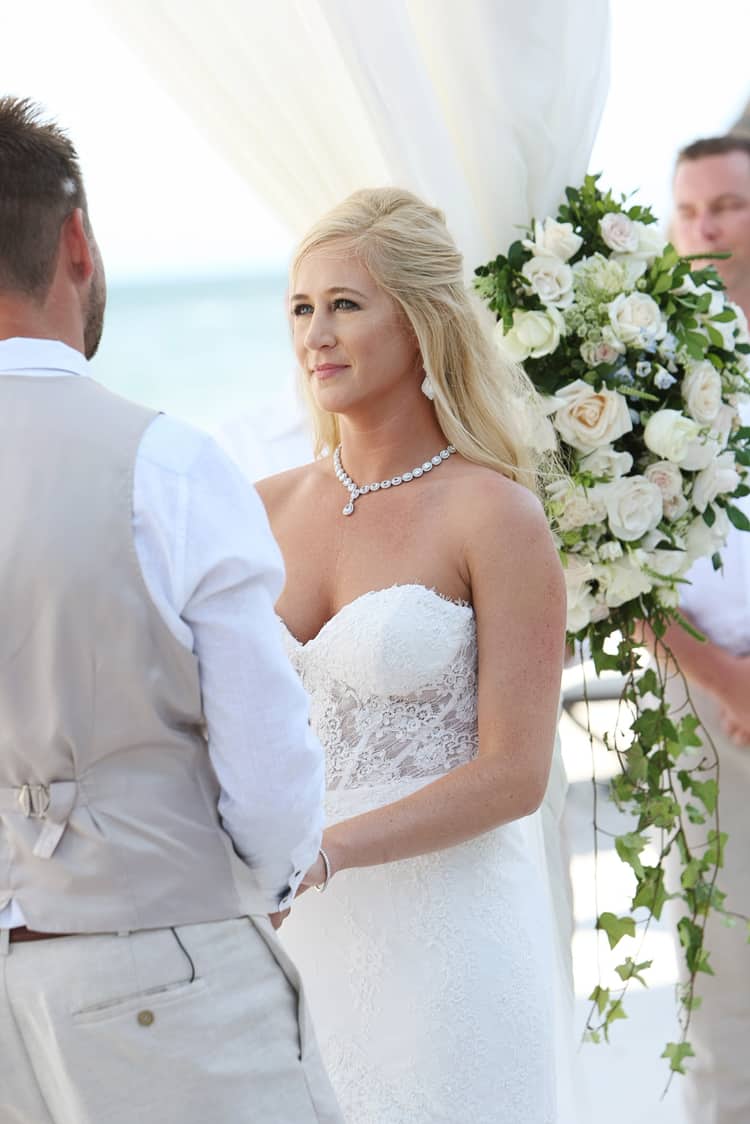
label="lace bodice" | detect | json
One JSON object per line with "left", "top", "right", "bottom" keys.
{"left": 281, "top": 584, "right": 477, "bottom": 792}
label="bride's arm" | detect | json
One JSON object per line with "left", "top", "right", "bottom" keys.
{"left": 303, "top": 477, "right": 566, "bottom": 887}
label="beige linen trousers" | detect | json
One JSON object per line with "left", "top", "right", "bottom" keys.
{"left": 0, "top": 917, "right": 343, "bottom": 1124}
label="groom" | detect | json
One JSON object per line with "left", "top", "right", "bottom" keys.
{"left": 0, "top": 97, "right": 341, "bottom": 1124}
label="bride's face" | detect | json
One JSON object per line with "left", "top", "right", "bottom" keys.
{"left": 290, "top": 245, "right": 421, "bottom": 416}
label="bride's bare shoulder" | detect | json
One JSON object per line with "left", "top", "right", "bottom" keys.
{"left": 255, "top": 459, "right": 328, "bottom": 516}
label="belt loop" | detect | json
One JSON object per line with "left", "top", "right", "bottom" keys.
{"left": 0, "top": 929, "right": 9, "bottom": 957}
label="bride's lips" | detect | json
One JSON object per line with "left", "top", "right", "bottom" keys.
{"left": 312, "top": 364, "right": 349, "bottom": 380}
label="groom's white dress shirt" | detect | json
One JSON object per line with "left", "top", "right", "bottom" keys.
{"left": 0, "top": 336, "right": 324, "bottom": 928}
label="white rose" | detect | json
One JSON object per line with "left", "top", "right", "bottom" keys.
{"left": 554, "top": 483, "right": 608, "bottom": 531}
{"left": 605, "top": 475, "right": 664, "bottom": 542}
{"left": 643, "top": 409, "right": 701, "bottom": 464}
{"left": 685, "top": 508, "right": 730, "bottom": 561}
{"left": 597, "top": 555, "right": 653, "bottom": 608}
{"left": 552, "top": 379, "right": 633, "bottom": 452}
{"left": 710, "top": 403, "right": 738, "bottom": 449}
{"left": 664, "top": 493, "right": 690, "bottom": 521}
{"left": 580, "top": 339, "right": 623, "bottom": 367}
{"left": 523, "top": 218, "right": 583, "bottom": 262}
{"left": 631, "top": 221, "right": 666, "bottom": 261}
{"left": 656, "top": 587, "right": 680, "bottom": 609}
{"left": 579, "top": 446, "right": 634, "bottom": 479}
{"left": 608, "top": 292, "right": 667, "bottom": 346}
{"left": 521, "top": 255, "right": 574, "bottom": 308}
{"left": 682, "top": 360, "right": 723, "bottom": 424}
{"left": 645, "top": 547, "right": 691, "bottom": 579}
{"left": 563, "top": 556, "right": 596, "bottom": 633}
{"left": 598, "top": 539, "right": 624, "bottom": 562}
{"left": 600, "top": 212, "right": 639, "bottom": 253}
{"left": 692, "top": 452, "right": 740, "bottom": 513}
{"left": 680, "top": 433, "right": 722, "bottom": 471}
{"left": 495, "top": 308, "right": 564, "bottom": 361}
{"left": 611, "top": 253, "right": 649, "bottom": 288}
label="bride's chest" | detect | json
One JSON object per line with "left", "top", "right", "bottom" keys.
{"left": 282, "top": 585, "right": 477, "bottom": 698}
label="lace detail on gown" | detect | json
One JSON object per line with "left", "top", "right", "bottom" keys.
{"left": 283, "top": 584, "right": 477, "bottom": 792}
{"left": 280, "top": 585, "right": 557, "bottom": 1123}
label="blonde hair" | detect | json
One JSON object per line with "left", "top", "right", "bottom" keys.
{"left": 291, "top": 186, "right": 552, "bottom": 495}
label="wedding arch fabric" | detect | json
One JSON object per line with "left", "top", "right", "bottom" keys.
{"left": 94, "top": 0, "right": 609, "bottom": 274}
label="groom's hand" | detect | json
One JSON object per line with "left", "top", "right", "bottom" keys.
{"left": 268, "top": 908, "right": 290, "bottom": 930}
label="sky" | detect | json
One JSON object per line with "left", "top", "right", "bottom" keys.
{"left": 1, "top": 0, "right": 748, "bottom": 282}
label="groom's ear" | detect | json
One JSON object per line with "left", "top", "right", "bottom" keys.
{"left": 60, "top": 208, "right": 95, "bottom": 285}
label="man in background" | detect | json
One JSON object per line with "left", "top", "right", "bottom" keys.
{"left": 0, "top": 97, "right": 341, "bottom": 1124}
{"left": 663, "top": 134, "right": 750, "bottom": 1124}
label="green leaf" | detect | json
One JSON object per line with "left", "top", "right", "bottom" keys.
{"left": 678, "top": 714, "right": 703, "bottom": 750}
{"left": 615, "top": 832, "right": 648, "bottom": 878}
{"left": 588, "top": 984, "right": 610, "bottom": 1015}
{"left": 691, "top": 778, "right": 718, "bottom": 814}
{"left": 703, "top": 505, "right": 716, "bottom": 527}
{"left": 615, "top": 956, "right": 653, "bottom": 986}
{"left": 727, "top": 504, "right": 750, "bottom": 532}
{"left": 662, "top": 1041, "right": 695, "bottom": 1074}
{"left": 632, "top": 866, "right": 670, "bottom": 919}
{"left": 597, "top": 911, "right": 636, "bottom": 950}
{"left": 603, "top": 999, "right": 628, "bottom": 1041}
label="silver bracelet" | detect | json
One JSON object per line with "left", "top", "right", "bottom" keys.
{"left": 314, "top": 846, "right": 332, "bottom": 893}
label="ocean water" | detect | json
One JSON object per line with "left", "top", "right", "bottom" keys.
{"left": 89, "top": 273, "right": 293, "bottom": 432}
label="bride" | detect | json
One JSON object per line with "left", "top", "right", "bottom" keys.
{"left": 257, "top": 186, "right": 566, "bottom": 1123}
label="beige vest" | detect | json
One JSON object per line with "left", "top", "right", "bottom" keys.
{"left": 0, "top": 375, "right": 267, "bottom": 931}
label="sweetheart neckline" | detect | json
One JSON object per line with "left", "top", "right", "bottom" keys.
{"left": 278, "top": 583, "right": 474, "bottom": 648}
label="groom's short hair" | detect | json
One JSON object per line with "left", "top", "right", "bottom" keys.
{"left": 0, "top": 97, "right": 90, "bottom": 297}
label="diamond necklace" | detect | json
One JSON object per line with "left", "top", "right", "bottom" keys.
{"left": 333, "top": 442, "right": 457, "bottom": 516}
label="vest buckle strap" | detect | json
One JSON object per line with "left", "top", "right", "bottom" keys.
{"left": 18, "top": 784, "right": 51, "bottom": 819}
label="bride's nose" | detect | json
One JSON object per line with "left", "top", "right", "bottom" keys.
{"left": 305, "top": 310, "right": 336, "bottom": 350}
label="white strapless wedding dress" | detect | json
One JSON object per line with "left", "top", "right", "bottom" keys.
{"left": 280, "top": 584, "right": 558, "bottom": 1123}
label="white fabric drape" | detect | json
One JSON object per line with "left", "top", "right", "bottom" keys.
{"left": 94, "top": 0, "right": 609, "bottom": 275}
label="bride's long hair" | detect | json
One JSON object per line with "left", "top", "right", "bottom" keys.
{"left": 290, "top": 186, "right": 554, "bottom": 496}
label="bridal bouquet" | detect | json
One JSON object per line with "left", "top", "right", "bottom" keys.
{"left": 475, "top": 175, "right": 750, "bottom": 1072}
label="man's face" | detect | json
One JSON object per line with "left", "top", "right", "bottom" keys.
{"left": 672, "top": 150, "right": 750, "bottom": 292}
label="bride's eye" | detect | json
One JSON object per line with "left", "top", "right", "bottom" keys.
{"left": 291, "top": 302, "right": 313, "bottom": 317}
{"left": 333, "top": 297, "right": 358, "bottom": 311}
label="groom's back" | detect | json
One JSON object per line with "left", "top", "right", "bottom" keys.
{"left": 0, "top": 374, "right": 263, "bottom": 933}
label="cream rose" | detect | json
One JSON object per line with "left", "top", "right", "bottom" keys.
{"left": 552, "top": 380, "right": 633, "bottom": 452}
{"left": 600, "top": 212, "right": 639, "bottom": 253}
{"left": 495, "top": 308, "right": 564, "bottom": 362}
{"left": 644, "top": 460, "right": 683, "bottom": 502}
{"left": 524, "top": 218, "right": 583, "bottom": 262}
{"left": 608, "top": 292, "right": 667, "bottom": 346}
{"left": 692, "top": 452, "right": 740, "bottom": 513}
{"left": 682, "top": 360, "right": 723, "bottom": 424}
{"left": 605, "top": 475, "right": 664, "bottom": 542}
{"left": 521, "top": 255, "right": 574, "bottom": 308}
{"left": 580, "top": 339, "right": 623, "bottom": 367}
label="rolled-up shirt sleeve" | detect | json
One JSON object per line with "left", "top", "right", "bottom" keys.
{"left": 135, "top": 419, "right": 324, "bottom": 911}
